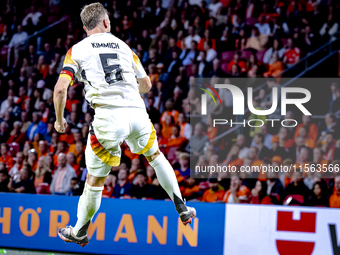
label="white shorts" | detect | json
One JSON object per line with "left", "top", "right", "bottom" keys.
{"left": 85, "top": 107, "right": 158, "bottom": 177}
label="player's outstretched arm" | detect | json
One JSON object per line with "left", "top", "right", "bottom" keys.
{"left": 137, "top": 76, "right": 152, "bottom": 94}
{"left": 53, "top": 77, "right": 70, "bottom": 133}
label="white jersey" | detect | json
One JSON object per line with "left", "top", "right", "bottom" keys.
{"left": 60, "top": 32, "right": 147, "bottom": 109}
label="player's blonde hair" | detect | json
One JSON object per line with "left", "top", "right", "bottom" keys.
{"left": 80, "top": 2, "right": 108, "bottom": 31}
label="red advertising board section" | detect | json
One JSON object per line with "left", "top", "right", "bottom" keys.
{"left": 224, "top": 204, "right": 340, "bottom": 255}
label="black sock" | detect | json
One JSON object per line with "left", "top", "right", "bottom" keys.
{"left": 174, "top": 193, "right": 186, "bottom": 213}
{"left": 76, "top": 220, "right": 90, "bottom": 237}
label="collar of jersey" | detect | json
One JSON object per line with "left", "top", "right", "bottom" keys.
{"left": 88, "top": 32, "right": 112, "bottom": 37}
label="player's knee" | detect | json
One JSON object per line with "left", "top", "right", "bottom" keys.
{"left": 152, "top": 149, "right": 161, "bottom": 158}
{"left": 145, "top": 148, "right": 161, "bottom": 162}
{"left": 86, "top": 173, "right": 106, "bottom": 187}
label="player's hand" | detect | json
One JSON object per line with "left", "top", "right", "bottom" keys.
{"left": 54, "top": 118, "right": 67, "bottom": 133}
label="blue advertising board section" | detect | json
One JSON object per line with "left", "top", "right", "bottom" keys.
{"left": 0, "top": 193, "right": 225, "bottom": 255}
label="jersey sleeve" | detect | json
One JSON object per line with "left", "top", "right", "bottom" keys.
{"left": 60, "top": 47, "right": 80, "bottom": 86}
{"left": 131, "top": 50, "right": 147, "bottom": 79}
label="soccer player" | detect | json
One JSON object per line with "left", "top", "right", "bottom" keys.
{"left": 54, "top": 3, "right": 196, "bottom": 247}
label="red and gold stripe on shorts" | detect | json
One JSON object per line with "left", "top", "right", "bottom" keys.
{"left": 90, "top": 132, "right": 120, "bottom": 167}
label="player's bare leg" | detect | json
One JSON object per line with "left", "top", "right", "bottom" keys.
{"left": 58, "top": 174, "right": 106, "bottom": 247}
{"left": 145, "top": 149, "right": 196, "bottom": 225}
